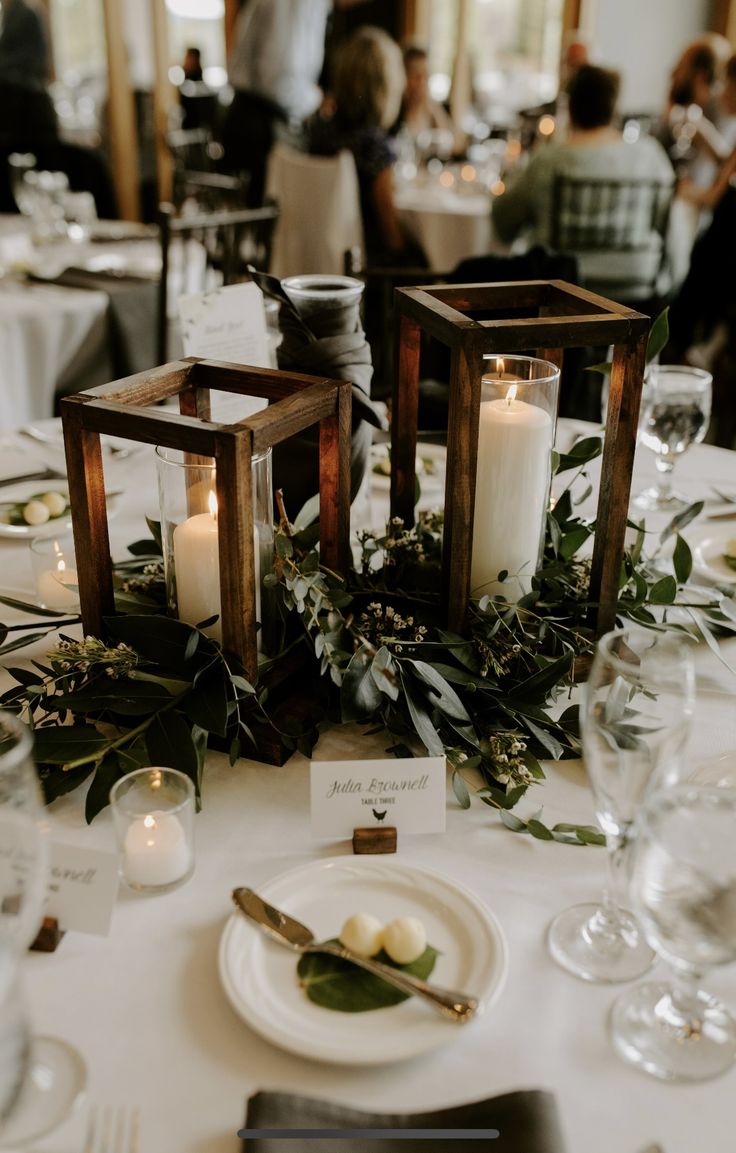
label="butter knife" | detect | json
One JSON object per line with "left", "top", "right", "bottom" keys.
{"left": 232, "top": 887, "right": 479, "bottom": 1024}
{"left": 0, "top": 467, "right": 66, "bottom": 490}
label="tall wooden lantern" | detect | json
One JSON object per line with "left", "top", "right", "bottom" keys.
{"left": 391, "top": 280, "right": 650, "bottom": 637}
{"left": 60, "top": 357, "right": 352, "bottom": 681}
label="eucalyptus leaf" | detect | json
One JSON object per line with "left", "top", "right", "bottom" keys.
{"left": 341, "top": 645, "right": 384, "bottom": 721}
{"left": 452, "top": 770, "right": 471, "bottom": 809}
{"left": 296, "top": 942, "right": 439, "bottom": 1012}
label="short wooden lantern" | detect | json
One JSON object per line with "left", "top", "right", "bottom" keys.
{"left": 391, "top": 279, "right": 650, "bottom": 638}
{"left": 60, "top": 357, "right": 352, "bottom": 681}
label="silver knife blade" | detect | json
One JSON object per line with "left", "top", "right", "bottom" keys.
{"left": 233, "top": 886, "right": 315, "bottom": 948}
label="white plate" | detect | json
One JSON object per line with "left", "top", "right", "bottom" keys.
{"left": 0, "top": 482, "right": 118, "bottom": 539}
{"left": 218, "top": 857, "right": 507, "bottom": 1065}
{"left": 0, "top": 1035, "right": 87, "bottom": 1145}
{"left": 688, "top": 525, "right": 736, "bottom": 586}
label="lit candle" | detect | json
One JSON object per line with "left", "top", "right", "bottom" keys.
{"left": 471, "top": 380, "right": 552, "bottom": 602}
{"left": 36, "top": 559, "right": 80, "bottom": 611}
{"left": 122, "top": 811, "right": 192, "bottom": 888}
{"left": 172, "top": 491, "right": 261, "bottom": 644}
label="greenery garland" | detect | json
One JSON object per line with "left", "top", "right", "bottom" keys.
{"left": 0, "top": 435, "right": 733, "bottom": 836}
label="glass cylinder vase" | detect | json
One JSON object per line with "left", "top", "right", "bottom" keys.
{"left": 155, "top": 446, "right": 273, "bottom": 650}
{"left": 471, "top": 354, "right": 560, "bottom": 603}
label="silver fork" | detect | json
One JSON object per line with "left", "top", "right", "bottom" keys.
{"left": 84, "top": 1105, "right": 140, "bottom": 1153}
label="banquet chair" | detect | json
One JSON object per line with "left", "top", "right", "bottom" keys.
{"left": 166, "top": 127, "right": 248, "bottom": 211}
{"left": 549, "top": 174, "right": 674, "bottom": 309}
{"left": 266, "top": 141, "right": 364, "bottom": 278}
{"left": 156, "top": 201, "right": 278, "bottom": 362}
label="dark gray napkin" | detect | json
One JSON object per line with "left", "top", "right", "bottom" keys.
{"left": 249, "top": 268, "right": 386, "bottom": 514}
{"left": 49, "top": 267, "right": 159, "bottom": 378}
{"left": 242, "top": 1089, "right": 567, "bottom": 1153}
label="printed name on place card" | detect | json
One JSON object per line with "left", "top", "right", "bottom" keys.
{"left": 310, "top": 756, "right": 446, "bottom": 839}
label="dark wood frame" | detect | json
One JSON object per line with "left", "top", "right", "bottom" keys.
{"left": 60, "top": 357, "right": 352, "bottom": 680}
{"left": 391, "top": 279, "right": 650, "bottom": 638}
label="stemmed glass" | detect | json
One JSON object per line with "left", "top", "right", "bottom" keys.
{"left": 634, "top": 365, "right": 712, "bottom": 511}
{"left": 610, "top": 783, "right": 736, "bottom": 1081}
{"left": 0, "top": 711, "right": 86, "bottom": 1148}
{"left": 547, "top": 627, "right": 695, "bottom": 983}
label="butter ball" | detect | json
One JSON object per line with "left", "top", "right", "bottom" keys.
{"left": 40, "top": 491, "right": 67, "bottom": 517}
{"left": 339, "top": 912, "right": 383, "bottom": 957}
{"left": 382, "top": 916, "right": 427, "bottom": 964}
{"left": 23, "top": 500, "right": 50, "bottom": 526}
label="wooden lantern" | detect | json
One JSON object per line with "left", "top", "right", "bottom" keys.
{"left": 60, "top": 357, "right": 352, "bottom": 681}
{"left": 391, "top": 279, "right": 650, "bottom": 637}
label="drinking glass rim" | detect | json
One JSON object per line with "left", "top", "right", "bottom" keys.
{"left": 593, "top": 626, "right": 695, "bottom": 681}
{"left": 481, "top": 353, "right": 560, "bottom": 385}
{"left": 155, "top": 445, "right": 271, "bottom": 468}
{"left": 645, "top": 364, "right": 713, "bottom": 386}
{"left": 109, "top": 766, "right": 195, "bottom": 816}
{"left": 282, "top": 274, "right": 364, "bottom": 298}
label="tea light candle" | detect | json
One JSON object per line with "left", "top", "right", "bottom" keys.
{"left": 36, "top": 559, "right": 80, "bottom": 611}
{"left": 172, "top": 492, "right": 261, "bottom": 644}
{"left": 471, "top": 382, "right": 552, "bottom": 602}
{"left": 122, "top": 811, "right": 191, "bottom": 888}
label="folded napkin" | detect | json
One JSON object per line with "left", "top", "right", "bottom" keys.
{"left": 250, "top": 269, "right": 387, "bottom": 512}
{"left": 49, "top": 267, "right": 159, "bottom": 378}
{"left": 242, "top": 1089, "right": 567, "bottom": 1152}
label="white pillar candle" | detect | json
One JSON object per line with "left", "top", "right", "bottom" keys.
{"left": 172, "top": 509, "right": 222, "bottom": 641}
{"left": 172, "top": 503, "right": 261, "bottom": 645}
{"left": 36, "top": 561, "right": 80, "bottom": 611}
{"left": 122, "top": 811, "right": 192, "bottom": 888}
{"left": 471, "top": 385, "right": 552, "bottom": 602}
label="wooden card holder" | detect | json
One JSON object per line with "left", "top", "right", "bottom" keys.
{"left": 352, "top": 827, "right": 398, "bottom": 854}
{"left": 391, "top": 280, "right": 650, "bottom": 639}
{"left": 60, "top": 358, "right": 352, "bottom": 683}
{"left": 30, "top": 917, "right": 65, "bottom": 952}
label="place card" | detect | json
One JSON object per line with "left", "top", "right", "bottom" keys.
{"left": 45, "top": 839, "right": 119, "bottom": 936}
{"left": 310, "top": 756, "right": 446, "bottom": 840}
{"left": 178, "top": 280, "right": 271, "bottom": 369}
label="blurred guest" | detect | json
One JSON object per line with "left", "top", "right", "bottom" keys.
{"left": 492, "top": 65, "right": 673, "bottom": 302}
{"left": 178, "top": 45, "right": 218, "bottom": 133}
{"left": 659, "top": 34, "right": 732, "bottom": 186}
{"left": 222, "top": 0, "right": 333, "bottom": 206}
{"left": 182, "top": 46, "right": 204, "bottom": 83}
{"left": 0, "top": 0, "right": 116, "bottom": 217}
{"left": 308, "top": 25, "right": 424, "bottom": 266}
{"left": 0, "top": 0, "right": 57, "bottom": 153}
{"left": 395, "top": 45, "right": 459, "bottom": 152}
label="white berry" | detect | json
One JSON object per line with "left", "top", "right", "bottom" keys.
{"left": 339, "top": 912, "right": 383, "bottom": 957}
{"left": 23, "top": 500, "right": 50, "bottom": 525}
{"left": 382, "top": 916, "right": 427, "bottom": 964}
{"left": 40, "top": 491, "right": 67, "bottom": 517}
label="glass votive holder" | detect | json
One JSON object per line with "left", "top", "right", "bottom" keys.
{"left": 110, "top": 768, "right": 195, "bottom": 895}
{"left": 29, "top": 534, "right": 80, "bottom": 612}
{"left": 282, "top": 274, "right": 364, "bottom": 337}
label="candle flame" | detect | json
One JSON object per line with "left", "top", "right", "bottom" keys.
{"left": 143, "top": 814, "right": 157, "bottom": 830}
{"left": 57, "top": 560, "right": 66, "bottom": 574}
{"left": 208, "top": 490, "right": 218, "bottom": 519}
{"left": 506, "top": 384, "right": 517, "bottom": 404}
{"left": 497, "top": 358, "right": 504, "bottom": 376}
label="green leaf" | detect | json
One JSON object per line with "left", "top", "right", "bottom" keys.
{"left": 84, "top": 750, "right": 124, "bottom": 823}
{"left": 646, "top": 306, "right": 669, "bottom": 362}
{"left": 0, "top": 595, "right": 72, "bottom": 618}
{"left": 32, "top": 725, "right": 110, "bottom": 765}
{"left": 104, "top": 615, "right": 204, "bottom": 671}
{"left": 341, "top": 645, "right": 384, "bottom": 722}
{"left": 370, "top": 646, "right": 399, "bottom": 701}
{"left": 52, "top": 679, "right": 172, "bottom": 717}
{"left": 559, "top": 525, "right": 592, "bottom": 560}
{"left": 407, "top": 660, "right": 473, "bottom": 723}
{"left": 0, "top": 631, "right": 54, "bottom": 656}
{"left": 648, "top": 576, "right": 677, "bottom": 605}
{"left": 672, "top": 534, "right": 692, "bottom": 584}
{"left": 527, "top": 818, "right": 554, "bottom": 841}
{"left": 293, "top": 493, "right": 320, "bottom": 531}
{"left": 659, "top": 502, "right": 704, "bottom": 544}
{"left": 499, "top": 809, "right": 527, "bottom": 832}
{"left": 145, "top": 711, "right": 199, "bottom": 786}
{"left": 452, "top": 770, "right": 471, "bottom": 809}
{"left": 296, "top": 942, "right": 439, "bottom": 1012}
{"left": 186, "top": 662, "right": 229, "bottom": 736}
{"left": 399, "top": 671, "right": 444, "bottom": 757}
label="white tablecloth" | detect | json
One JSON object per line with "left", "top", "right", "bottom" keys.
{"left": 1, "top": 422, "right": 735, "bottom": 1153}
{"left": 395, "top": 184, "right": 496, "bottom": 272}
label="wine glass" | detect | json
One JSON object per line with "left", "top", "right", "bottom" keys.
{"left": 547, "top": 627, "right": 695, "bottom": 983}
{"left": 0, "top": 711, "right": 86, "bottom": 1148}
{"left": 610, "top": 783, "right": 736, "bottom": 1081}
{"left": 633, "top": 365, "right": 712, "bottom": 512}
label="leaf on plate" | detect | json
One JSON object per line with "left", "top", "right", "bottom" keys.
{"left": 296, "top": 941, "right": 438, "bottom": 1012}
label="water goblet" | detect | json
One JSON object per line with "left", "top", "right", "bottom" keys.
{"left": 0, "top": 711, "right": 86, "bottom": 1147}
{"left": 610, "top": 783, "right": 736, "bottom": 1081}
{"left": 547, "top": 627, "right": 695, "bottom": 983}
{"left": 633, "top": 365, "right": 712, "bottom": 512}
